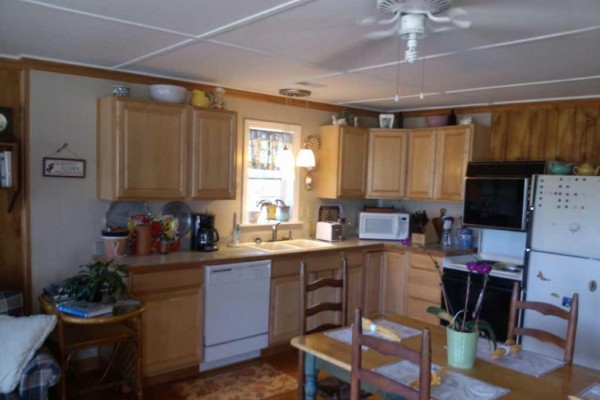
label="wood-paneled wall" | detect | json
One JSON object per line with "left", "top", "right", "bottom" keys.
{"left": 0, "top": 59, "right": 27, "bottom": 307}
{"left": 490, "top": 105, "right": 599, "bottom": 164}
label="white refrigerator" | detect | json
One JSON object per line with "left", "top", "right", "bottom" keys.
{"left": 524, "top": 175, "right": 600, "bottom": 370}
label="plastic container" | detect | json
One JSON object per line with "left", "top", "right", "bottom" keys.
{"left": 457, "top": 227, "right": 474, "bottom": 249}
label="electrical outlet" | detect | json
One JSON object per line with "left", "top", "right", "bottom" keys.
{"left": 562, "top": 296, "right": 572, "bottom": 308}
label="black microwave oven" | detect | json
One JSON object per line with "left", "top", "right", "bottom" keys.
{"left": 463, "top": 177, "right": 529, "bottom": 231}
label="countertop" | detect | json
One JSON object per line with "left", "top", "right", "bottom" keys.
{"left": 119, "top": 238, "right": 475, "bottom": 274}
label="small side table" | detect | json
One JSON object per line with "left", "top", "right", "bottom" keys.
{"left": 39, "top": 295, "right": 145, "bottom": 400}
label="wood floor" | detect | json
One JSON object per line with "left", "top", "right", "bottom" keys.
{"left": 71, "top": 349, "right": 300, "bottom": 400}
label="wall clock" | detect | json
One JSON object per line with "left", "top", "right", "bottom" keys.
{"left": 0, "top": 107, "right": 13, "bottom": 139}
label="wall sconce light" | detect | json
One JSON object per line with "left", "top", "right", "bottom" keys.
{"left": 296, "top": 136, "right": 319, "bottom": 190}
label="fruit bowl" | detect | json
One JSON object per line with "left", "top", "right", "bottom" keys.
{"left": 149, "top": 84, "right": 187, "bottom": 104}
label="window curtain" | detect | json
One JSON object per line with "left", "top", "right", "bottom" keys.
{"left": 248, "top": 129, "right": 292, "bottom": 170}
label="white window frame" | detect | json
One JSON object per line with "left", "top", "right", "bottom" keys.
{"left": 242, "top": 118, "right": 302, "bottom": 225}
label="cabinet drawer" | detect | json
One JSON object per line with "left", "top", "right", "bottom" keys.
{"left": 407, "top": 297, "right": 440, "bottom": 326}
{"left": 344, "top": 251, "right": 364, "bottom": 268}
{"left": 131, "top": 268, "right": 203, "bottom": 293}
{"left": 409, "top": 252, "right": 441, "bottom": 272}
{"left": 407, "top": 269, "right": 440, "bottom": 303}
{"left": 271, "top": 258, "right": 301, "bottom": 278}
{"left": 306, "top": 253, "right": 343, "bottom": 273}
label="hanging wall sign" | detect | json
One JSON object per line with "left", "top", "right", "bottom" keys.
{"left": 43, "top": 157, "right": 86, "bottom": 178}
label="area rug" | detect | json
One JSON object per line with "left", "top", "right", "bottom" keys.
{"left": 173, "top": 362, "right": 298, "bottom": 400}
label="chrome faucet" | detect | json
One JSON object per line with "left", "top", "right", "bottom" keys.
{"left": 271, "top": 222, "right": 281, "bottom": 242}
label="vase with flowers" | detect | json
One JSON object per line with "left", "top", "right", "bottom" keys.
{"left": 426, "top": 254, "right": 497, "bottom": 368}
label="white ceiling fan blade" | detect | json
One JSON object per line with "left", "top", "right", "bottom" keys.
{"left": 428, "top": 25, "right": 455, "bottom": 33}
{"left": 447, "top": 7, "right": 468, "bottom": 19}
{"left": 366, "top": 29, "right": 398, "bottom": 40}
{"left": 359, "top": 16, "right": 378, "bottom": 26}
{"left": 451, "top": 18, "right": 471, "bottom": 29}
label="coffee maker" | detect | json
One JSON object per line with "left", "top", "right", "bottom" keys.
{"left": 191, "top": 213, "right": 220, "bottom": 252}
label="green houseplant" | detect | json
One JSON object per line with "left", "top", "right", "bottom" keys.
{"left": 60, "top": 259, "right": 129, "bottom": 303}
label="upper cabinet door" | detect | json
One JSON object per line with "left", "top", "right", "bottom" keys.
{"left": 98, "top": 97, "right": 187, "bottom": 200}
{"left": 405, "top": 130, "right": 436, "bottom": 200}
{"left": 338, "top": 126, "right": 368, "bottom": 198}
{"left": 189, "top": 109, "right": 237, "bottom": 200}
{"left": 434, "top": 126, "right": 471, "bottom": 201}
{"left": 316, "top": 125, "right": 368, "bottom": 199}
{"left": 367, "top": 129, "right": 408, "bottom": 199}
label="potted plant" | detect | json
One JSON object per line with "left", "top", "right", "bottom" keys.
{"left": 426, "top": 254, "right": 496, "bottom": 368}
{"left": 60, "top": 259, "right": 129, "bottom": 303}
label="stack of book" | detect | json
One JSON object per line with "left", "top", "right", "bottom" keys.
{"left": 57, "top": 301, "right": 114, "bottom": 318}
{"left": 0, "top": 149, "right": 13, "bottom": 188}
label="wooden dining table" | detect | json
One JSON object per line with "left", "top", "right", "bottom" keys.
{"left": 291, "top": 313, "right": 600, "bottom": 399}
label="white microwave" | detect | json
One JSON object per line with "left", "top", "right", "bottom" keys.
{"left": 359, "top": 212, "right": 410, "bottom": 240}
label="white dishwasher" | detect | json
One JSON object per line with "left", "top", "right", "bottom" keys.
{"left": 201, "top": 259, "right": 271, "bottom": 370}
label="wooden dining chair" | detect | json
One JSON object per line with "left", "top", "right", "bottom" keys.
{"left": 298, "top": 257, "right": 348, "bottom": 399}
{"left": 507, "top": 281, "right": 579, "bottom": 363}
{"left": 350, "top": 308, "right": 431, "bottom": 400}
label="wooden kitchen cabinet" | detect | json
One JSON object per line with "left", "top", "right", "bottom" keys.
{"left": 406, "top": 125, "right": 490, "bottom": 201}
{"left": 189, "top": 108, "right": 237, "bottom": 199}
{"left": 366, "top": 129, "right": 408, "bottom": 199}
{"left": 129, "top": 268, "right": 203, "bottom": 377}
{"left": 383, "top": 250, "right": 407, "bottom": 315}
{"left": 316, "top": 125, "right": 368, "bottom": 199}
{"left": 364, "top": 250, "right": 384, "bottom": 318}
{"left": 345, "top": 251, "right": 364, "bottom": 322}
{"left": 269, "top": 257, "right": 302, "bottom": 345}
{"left": 97, "top": 97, "right": 188, "bottom": 200}
{"left": 97, "top": 97, "right": 237, "bottom": 200}
{"left": 406, "top": 252, "right": 441, "bottom": 325}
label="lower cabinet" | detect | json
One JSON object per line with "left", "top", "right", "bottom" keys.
{"left": 406, "top": 252, "right": 442, "bottom": 325}
{"left": 268, "top": 250, "right": 365, "bottom": 346}
{"left": 383, "top": 250, "right": 407, "bottom": 315}
{"left": 130, "top": 268, "right": 204, "bottom": 377}
{"left": 364, "top": 251, "right": 384, "bottom": 318}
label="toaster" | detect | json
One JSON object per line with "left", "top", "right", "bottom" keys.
{"left": 315, "top": 221, "right": 343, "bottom": 242}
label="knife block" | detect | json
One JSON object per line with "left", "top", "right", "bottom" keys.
{"left": 411, "top": 221, "right": 438, "bottom": 245}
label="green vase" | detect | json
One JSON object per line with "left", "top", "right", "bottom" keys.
{"left": 447, "top": 327, "right": 478, "bottom": 368}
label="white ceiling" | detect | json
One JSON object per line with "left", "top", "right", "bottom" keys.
{"left": 1, "top": 0, "right": 599, "bottom": 111}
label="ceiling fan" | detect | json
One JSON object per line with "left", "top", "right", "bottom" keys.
{"left": 363, "top": 0, "right": 472, "bottom": 63}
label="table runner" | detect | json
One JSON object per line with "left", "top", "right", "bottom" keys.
{"left": 374, "top": 360, "right": 510, "bottom": 400}
{"left": 476, "top": 339, "right": 566, "bottom": 377}
{"left": 325, "top": 319, "right": 421, "bottom": 345}
{"left": 576, "top": 382, "right": 600, "bottom": 400}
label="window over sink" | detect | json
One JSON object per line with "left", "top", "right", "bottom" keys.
{"left": 242, "top": 119, "right": 301, "bottom": 224}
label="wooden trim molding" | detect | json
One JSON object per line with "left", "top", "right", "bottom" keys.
{"left": 16, "top": 57, "right": 378, "bottom": 117}
{"left": 402, "top": 98, "right": 600, "bottom": 118}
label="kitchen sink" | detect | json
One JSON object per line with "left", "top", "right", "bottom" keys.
{"left": 243, "top": 239, "right": 334, "bottom": 253}
{"left": 243, "top": 242, "right": 299, "bottom": 253}
{"left": 286, "top": 239, "right": 334, "bottom": 249}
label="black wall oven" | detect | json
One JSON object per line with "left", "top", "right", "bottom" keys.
{"left": 442, "top": 268, "right": 514, "bottom": 342}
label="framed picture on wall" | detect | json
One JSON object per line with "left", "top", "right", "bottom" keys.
{"left": 0, "top": 107, "right": 13, "bottom": 140}
{"left": 43, "top": 157, "right": 86, "bottom": 178}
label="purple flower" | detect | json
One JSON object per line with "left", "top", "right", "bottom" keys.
{"left": 466, "top": 262, "right": 493, "bottom": 275}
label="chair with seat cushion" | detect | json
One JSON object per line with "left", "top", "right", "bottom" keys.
{"left": 0, "top": 291, "right": 60, "bottom": 400}
{"left": 350, "top": 308, "right": 431, "bottom": 400}
{"left": 298, "top": 257, "right": 348, "bottom": 400}
{"left": 507, "top": 282, "right": 579, "bottom": 363}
